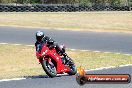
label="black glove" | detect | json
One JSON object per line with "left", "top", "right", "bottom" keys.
{"left": 47, "top": 40, "right": 54, "bottom": 45}
{"left": 47, "top": 39, "right": 56, "bottom": 49}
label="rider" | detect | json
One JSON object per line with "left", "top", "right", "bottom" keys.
{"left": 35, "top": 31, "right": 65, "bottom": 59}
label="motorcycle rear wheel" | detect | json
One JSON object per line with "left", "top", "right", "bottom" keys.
{"left": 67, "top": 58, "right": 77, "bottom": 75}
{"left": 41, "top": 59, "right": 57, "bottom": 78}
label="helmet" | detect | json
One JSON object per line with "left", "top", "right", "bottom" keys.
{"left": 36, "top": 31, "right": 44, "bottom": 42}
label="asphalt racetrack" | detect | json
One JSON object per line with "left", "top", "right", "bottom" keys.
{"left": 0, "top": 66, "right": 131, "bottom": 88}
{"left": 0, "top": 26, "right": 131, "bottom": 88}
{"left": 0, "top": 26, "right": 132, "bottom": 54}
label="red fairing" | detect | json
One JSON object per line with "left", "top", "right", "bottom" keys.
{"left": 36, "top": 44, "right": 70, "bottom": 74}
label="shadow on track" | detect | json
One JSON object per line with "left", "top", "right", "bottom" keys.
{"left": 23, "top": 74, "right": 70, "bottom": 79}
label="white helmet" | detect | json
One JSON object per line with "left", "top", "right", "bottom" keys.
{"left": 36, "top": 31, "right": 44, "bottom": 42}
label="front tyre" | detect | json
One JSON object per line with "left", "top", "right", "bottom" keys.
{"left": 41, "top": 59, "right": 57, "bottom": 78}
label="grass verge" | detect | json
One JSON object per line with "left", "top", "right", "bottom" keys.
{"left": 0, "top": 12, "right": 132, "bottom": 33}
{"left": 0, "top": 44, "right": 132, "bottom": 79}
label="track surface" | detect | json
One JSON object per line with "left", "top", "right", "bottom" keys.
{"left": 0, "top": 26, "right": 131, "bottom": 88}
{"left": 0, "top": 66, "right": 131, "bottom": 88}
{"left": 0, "top": 26, "right": 132, "bottom": 54}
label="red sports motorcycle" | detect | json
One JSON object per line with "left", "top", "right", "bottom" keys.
{"left": 36, "top": 41, "right": 77, "bottom": 77}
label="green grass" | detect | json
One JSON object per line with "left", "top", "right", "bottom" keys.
{"left": 0, "top": 44, "right": 132, "bottom": 79}
{"left": 0, "top": 12, "right": 132, "bottom": 33}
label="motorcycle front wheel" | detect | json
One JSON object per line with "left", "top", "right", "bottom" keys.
{"left": 41, "top": 59, "right": 57, "bottom": 78}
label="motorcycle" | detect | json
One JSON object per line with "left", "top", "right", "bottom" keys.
{"left": 36, "top": 40, "right": 77, "bottom": 77}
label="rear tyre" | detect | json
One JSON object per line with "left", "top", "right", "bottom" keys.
{"left": 41, "top": 59, "right": 57, "bottom": 78}
{"left": 67, "top": 58, "right": 77, "bottom": 75}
